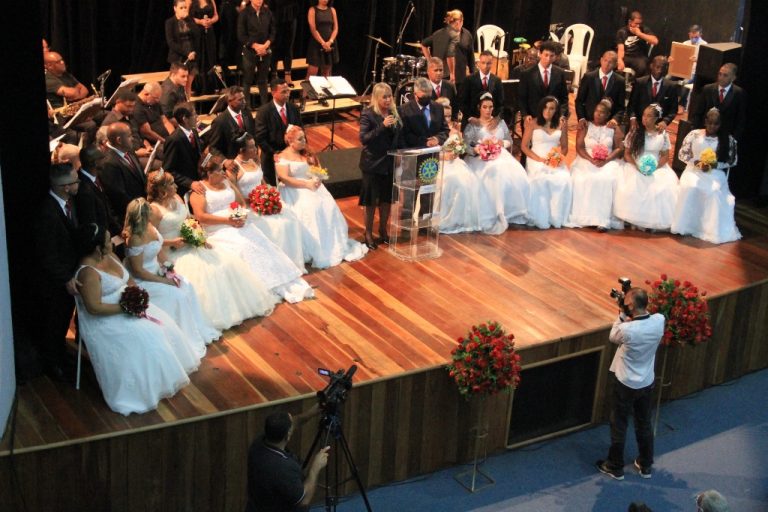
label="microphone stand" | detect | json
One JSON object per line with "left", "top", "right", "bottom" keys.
{"left": 395, "top": 2, "right": 415, "bottom": 57}
{"left": 493, "top": 33, "right": 510, "bottom": 76}
{"left": 360, "top": 40, "right": 382, "bottom": 99}
{"left": 96, "top": 70, "right": 110, "bottom": 108}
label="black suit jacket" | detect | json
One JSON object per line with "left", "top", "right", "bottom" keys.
{"left": 358, "top": 108, "right": 401, "bottom": 175}
{"left": 160, "top": 77, "right": 186, "bottom": 118}
{"left": 431, "top": 79, "right": 459, "bottom": 120}
{"left": 575, "top": 70, "right": 626, "bottom": 122}
{"left": 691, "top": 83, "right": 747, "bottom": 141}
{"left": 36, "top": 194, "right": 78, "bottom": 289}
{"left": 100, "top": 148, "right": 147, "bottom": 222}
{"left": 460, "top": 72, "right": 504, "bottom": 121}
{"left": 75, "top": 171, "right": 121, "bottom": 236}
{"left": 519, "top": 65, "right": 569, "bottom": 119}
{"left": 628, "top": 76, "right": 679, "bottom": 126}
{"left": 254, "top": 101, "right": 302, "bottom": 184}
{"left": 208, "top": 108, "right": 256, "bottom": 158}
{"left": 398, "top": 99, "right": 449, "bottom": 149}
{"left": 163, "top": 127, "right": 203, "bottom": 196}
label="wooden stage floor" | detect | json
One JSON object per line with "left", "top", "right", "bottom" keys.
{"left": 5, "top": 195, "right": 768, "bottom": 454}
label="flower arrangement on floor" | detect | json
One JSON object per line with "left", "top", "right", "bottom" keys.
{"left": 447, "top": 321, "right": 522, "bottom": 397}
{"left": 179, "top": 218, "right": 207, "bottom": 247}
{"left": 696, "top": 148, "right": 718, "bottom": 172}
{"left": 544, "top": 147, "right": 563, "bottom": 168}
{"left": 308, "top": 164, "right": 329, "bottom": 181}
{"left": 591, "top": 144, "right": 610, "bottom": 162}
{"left": 646, "top": 274, "right": 712, "bottom": 346}
{"left": 443, "top": 133, "right": 468, "bottom": 157}
{"left": 637, "top": 154, "right": 658, "bottom": 176}
{"left": 119, "top": 285, "right": 150, "bottom": 318}
{"left": 229, "top": 201, "right": 249, "bottom": 220}
{"left": 248, "top": 185, "right": 283, "bottom": 215}
{"left": 475, "top": 138, "right": 502, "bottom": 161}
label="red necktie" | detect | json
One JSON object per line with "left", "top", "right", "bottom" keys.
{"left": 65, "top": 199, "right": 73, "bottom": 221}
{"left": 482, "top": 76, "right": 488, "bottom": 90}
{"left": 280, "top": 106, "right": 288, "bottom": 125}
{"left": 652, "top": 81, "right": 658, "bottom": 98}
{"left": 189, "top": 132, "right": 196, "bottom": 147}
{"left": 95, "top": 176, "right": 104, "bottom": 192}
{"left": 236, "top": 113, "right": 244, "bottom": 129}
{"left": 602, "top": 75, "right": 608, "bottom": 91}
{"left": 543, "top": 69, "right": 549, "bottom": 88}
{"left": 435, "top": 83, "right": 441, "bottom": 97}
{"left": 719, "top": 88, "right": 725, "bottom": 103}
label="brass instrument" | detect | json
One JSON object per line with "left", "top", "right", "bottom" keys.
{"left": 54, "top": 94, "right": 101, "bottom": 118}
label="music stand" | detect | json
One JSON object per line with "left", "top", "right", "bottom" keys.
{"left": 307, "top": 76, "right": 357, "bottom": 151}
{"left": 63, "top": 97, "right": 103, "bottom": 130}
{"left": 105, "top": 78, "right": 139, "bottom": 109}
{"left": 208, "top": 94, "right": 228, "bottom": 115}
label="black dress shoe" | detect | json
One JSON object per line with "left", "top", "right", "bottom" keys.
{"left": 44, "top": 364, "right": 74, "bottom": 383}
{"left": 377, "top": 233, "right": 390, "bottom": 245}
{"left": 364, "top": 234, "right": 378, "bottom": 250}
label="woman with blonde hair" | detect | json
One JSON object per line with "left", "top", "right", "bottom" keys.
{"left": 124, "top": 197, "right": 219, "bottom": 348}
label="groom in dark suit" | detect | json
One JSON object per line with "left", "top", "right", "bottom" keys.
{"left": 163, "top": 103, "right": 206, "bottom": 197}
{"left": 460, "top": 50, "right": 504, "bottom": 123}
{"left": 100, "top": 122, "right": 147, "bottom": 222}
{"left": 426, "top": 57, "right": 459, "bottom": 120}
{"left": 208, "top": 86, "right": 256, "bottom": 159}
{"left": 628, "top": 56, "right": 679, "bottom": 131}
{"left": 35, "top": 163, "right": 81, "bottom": 381}
{"left": 519, "top": 40, "right": 569, "bottom": 121}
{"left": 255, "top": 78, "right": 302, "bottom": 185}
{"left": 690, "top": 63, "right": 746, "bottom": 142}
{"left": 575, "top": 50, "right": 626, "bottom": 123}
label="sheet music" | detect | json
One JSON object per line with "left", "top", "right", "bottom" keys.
{"left": 106, "top": 78, "right": 139, "bottom": 107}
{"left": 62, "top": 97, "right": 103, "bottom": 130}
{"left": 308, "top": 76, "right": 357, "bottom": 97}
{"left": 144, "top": 141, "right": 161, "bottom": 175}
{"left": 48, "top": 134, "right": 65, "bottom": 153}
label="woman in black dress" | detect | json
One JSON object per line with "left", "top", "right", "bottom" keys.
{"left": 358, "top": 83, "right": 401, "bottom": 249}
{"left": 190, "top": 0, "right": 219, "bottom": 93}
{"left": 165, "top": 0, "right": 200, "bottom": 95}
{"left": 306, "top": 0, "right": 339, "bottom": 78}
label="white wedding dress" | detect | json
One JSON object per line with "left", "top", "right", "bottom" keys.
{"left": 234, "top": 160, "right": 307, "bottom": 271}
{"left": 567, "top": 123, "right": 623, "bottom": 229}
{"left": 526, "top": 128, "right": 573, "bottom": 229}
{"left": 154, "top": 197, "right": 279, "bottom": 330}
{"left": 614, "top": 131, "right": 679, "bottom": 230}
{"left": 439, "top": 152, "right": 482, "bottom": 234}
{"left": 126, "top": 228, "right": 220, "bottom": 348}
{"left": 74, "top": 258, "right": 198, "bottom": 415}
{"left": 464, "top": 122, "right": 529, "bottom": 235}
{"left": 201, "top": 181, "right": 314, "bottom": 303}
{"left": 278, "top": 159, "right": 368, "bottom": 269}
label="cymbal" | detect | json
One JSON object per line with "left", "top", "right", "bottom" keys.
{"left": 405, "top": 41, "right": 422, "bottom": 49}
{"left": 366, "top": 34, "right": 392, "bottom": 48}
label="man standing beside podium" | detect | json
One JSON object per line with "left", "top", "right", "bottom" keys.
{"left": 399, "top": 78, "right": 449, "bottom": 149}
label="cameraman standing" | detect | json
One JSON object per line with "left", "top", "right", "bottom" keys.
{"left": 597, "top": 287, "right": 664, "bottom": 480}
{"left": 246, "top": 409, "right": 329, "bottom": 511}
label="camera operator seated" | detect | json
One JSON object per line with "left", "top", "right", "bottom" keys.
{"left": 596, "top": 286, "right": 665, "bottom": 481}
{"left": 246, "top": 409, "right": 329, "bottom": 512}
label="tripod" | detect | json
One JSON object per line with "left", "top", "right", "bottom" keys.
{"left": 303, "top": 410, "right": 373, "bottom": 512}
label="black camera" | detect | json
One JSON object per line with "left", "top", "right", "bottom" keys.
{"left": 610, "top": 277, "right": 633, "bottom": 316}
{"left": 317, "top": 364, "right": 357, "bottom": 416}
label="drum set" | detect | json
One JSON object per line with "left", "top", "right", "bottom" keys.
{"left": 365, "top": 36, "right": 428, "bottom": 105}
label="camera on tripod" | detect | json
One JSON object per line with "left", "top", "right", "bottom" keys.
{"left": 317, "top": 364, "right": 357, "bottom": 416}
{"left": 609, "top": 277, "right": 633, "bottom": 317}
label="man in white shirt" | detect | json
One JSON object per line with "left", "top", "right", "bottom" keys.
{"left": 597, "top": 287, "right": 665, "bottom": 480}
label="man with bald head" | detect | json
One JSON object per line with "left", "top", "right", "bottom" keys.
{"left": 135, "top": 81, "right": 176, "bottom": 145}
{"left": 100, "top": 122, "right": 147, "bottom": 220}
{"left": 44, "top": 51, "right": 89, "bottom": 109}
{"left": 575, "top": 51, "right": 626, "bottom": 123}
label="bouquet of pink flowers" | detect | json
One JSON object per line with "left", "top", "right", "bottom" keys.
{"left": 158, "top": 261, "right": 181, "bottom": 286}
{"left": 544, "top": 147, "right": 563, "bottom": 168}
{"left": 475, "top": 138, "right": 502, "bottom": 161}
{"left": 591, "top": 144, "right": 610, "bottom": 162}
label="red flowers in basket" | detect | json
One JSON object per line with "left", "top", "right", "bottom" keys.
{"left": 646, "top": 274, "right": 712, "bottom": 346}
{"left": 447, "top": 321, "right": 522, "bottom": 398}
{"left": 119, "top": 285, "right": 150, "bottom": 318}
{"left": 248, "top": 185, "right": 283, "bottom": 215}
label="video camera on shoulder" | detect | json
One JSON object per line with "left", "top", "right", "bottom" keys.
{"left": 609, "top": 277, "right": 633, "bottom": 318}
{"left": 316, "top": 364, "right": 357, "bottom": 417}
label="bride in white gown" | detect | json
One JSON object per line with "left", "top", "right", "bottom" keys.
{"left": 123, "top": 198, "right": 220, "bottom": 348}
{"left": 275, "top": 125, "right": 367, "bottom": 269}
{"left": 229, "top": 133, "right": 307, "bottom": 271}
{"left": 147, "top": 170, "right": 279, "bottom": 330}
{"left": 74, "top": 224, "right": 198, "bottom": 415}
{"left": 189, "top": 154, "right": 314, "bottom": 303}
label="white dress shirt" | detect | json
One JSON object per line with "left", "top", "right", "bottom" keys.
{"left": 609, "top": 313, "right": 665, "bottom": 389}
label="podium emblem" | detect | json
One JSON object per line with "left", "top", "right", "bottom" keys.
{"left": 417, "top": 156, "right": 439, "bottom": 184}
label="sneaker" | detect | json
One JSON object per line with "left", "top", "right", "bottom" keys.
{"left": 634, "top": 459, "right": 652, "bottom": 479}
{"left": 596, "top": 460, "right": 624, "bottom": 480}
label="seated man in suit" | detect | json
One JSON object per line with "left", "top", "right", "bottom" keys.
{"left": 427, "top": 57, "right": 458, "bottom": 120}
{"left": 163, "top": 103, "right": 206, "bottom": 197}
{"left": 399, "top": 77, "right": 449, "bottom": 149}
{"left": 460, "top": 50, "right": 504, "bottom": 124}
{"left": 575, "top": 50, "right": 626, "bottom": 125}
{"left": 101, "top": 90, "right": 152, "bottom": 159}
{"left": 100, "top": 122, "right": 148, "bottom": 221}
{"left": 160, "top": 62, "right": 189, "bottom": 119}
{"left": 209, "top": 85, "right": 256, "bottom": 159}
{"left": 519, "top": 40, "right": 569, "bottom": 123}
{"left": 628, "top": 56, "right": 679, "bottom": 131}
{"left": 76, "top": 145, "right": 122, "bottom": 238}
{"left": 616, "top": 10, "right": 658, "bottom": 77}
{"left": 254, "top": 78, "right": 302, "bottom": 185}
{"left": 690, "top": 63, "right": 746, "bottom": 142}
{"left": 135, "top": 82, "right": 175, "bottom": 145}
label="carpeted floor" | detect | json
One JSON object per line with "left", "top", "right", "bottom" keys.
{"left": 334, "top": 369, "right": 768, "bottom": 511}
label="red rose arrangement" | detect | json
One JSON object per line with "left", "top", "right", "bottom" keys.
{"left": 646, "top": 274, "right": 712, "bottom": 346}
{"left": 447, "top": 321, "right": 522, "bottom": 398}
{"left": 119, "top": 285, "right": 150, "bottom": 318}
{"left": 229, "top": 201, "right": 248, "bottom": 220}
{"left": 248, "top": 185, "right": 283, "bottom": 215}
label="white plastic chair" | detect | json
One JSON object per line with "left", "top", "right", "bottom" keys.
{"left": 476, "top": 25, "right": 508, "bottom": 60}
{"left": 562, "top": 23, "right": 594, "bottom": 88}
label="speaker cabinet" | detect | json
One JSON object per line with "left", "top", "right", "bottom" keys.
{"left": 694, "top": 42, "right": 742, "bottom": 89}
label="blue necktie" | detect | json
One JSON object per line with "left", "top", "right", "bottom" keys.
{"left": 423, "top": 105, "right": 431, "bottom": 128}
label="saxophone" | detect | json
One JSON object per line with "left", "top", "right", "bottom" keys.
{"left": 55, "top": 85, "right": 102, "bottom": 117}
